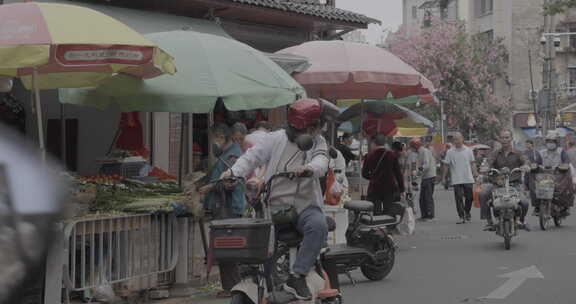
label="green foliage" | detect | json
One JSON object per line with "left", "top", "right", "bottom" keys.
{"left": 544, "top": 0, "right": 576, "bottom": 15}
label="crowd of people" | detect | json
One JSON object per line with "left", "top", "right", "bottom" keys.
{"left": 197, "top": 100, "right": 576, "bottom": 299}
{"left": 341, "top": 129, "right": 576, "bottom": 233}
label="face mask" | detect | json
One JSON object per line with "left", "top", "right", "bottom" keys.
{"left": 547, "top": 142, "right": 557, "bottom": 150}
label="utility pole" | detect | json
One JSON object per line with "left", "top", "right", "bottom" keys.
{"left": 541, "top": 0, "right": 556, "bottom": 135}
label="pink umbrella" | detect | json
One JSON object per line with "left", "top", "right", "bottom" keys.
{"left": 278, "top": 40, "right": 435, "bottom": 101}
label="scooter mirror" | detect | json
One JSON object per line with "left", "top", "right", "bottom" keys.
{"left": 0, "top": 126, "right": 65, "bottom": 304}
{"left": 296, "top": 135, "right": 314, "bottom": 152}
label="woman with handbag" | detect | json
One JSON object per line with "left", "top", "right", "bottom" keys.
{"left": 362, "top": 134, "right": 406, "bottom": 218}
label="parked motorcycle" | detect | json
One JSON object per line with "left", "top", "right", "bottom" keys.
{"left": 325, "top": 200, "right": 398, "bottom": 284}
{"left": 531, "top": 164, "right": 572, "bottom": 230}
{"left": 487, "top": 167, "right": 523, "bottom": 250}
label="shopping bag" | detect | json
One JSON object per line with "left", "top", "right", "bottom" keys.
{"left": 473, "top": 183, "right": 481, "bottom": 208}
{"left": 397, "top": 207, "right": 415, "bottom": 236}
{"left": 324, "top": 169, "right": 341, "bottom": 206}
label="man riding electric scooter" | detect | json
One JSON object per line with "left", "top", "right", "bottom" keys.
{"left": 220, "top": 98, "right": 340, "bottom": 300}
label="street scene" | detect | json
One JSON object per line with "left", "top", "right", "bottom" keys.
{"left": 194, "top": 188, "right": 576, "bottom": 304}
{"left": 2, "top": 0, "right": 576, "bottom": 304}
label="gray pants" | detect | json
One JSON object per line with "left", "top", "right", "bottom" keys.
{"left": 419, "top": 177, "right": 436, "bottom": 219}
{"left": 293, "top": 205, "right": 328, "bottom": 275}
{"left": 479, "top": 183, "right": 528, "bottom": 222}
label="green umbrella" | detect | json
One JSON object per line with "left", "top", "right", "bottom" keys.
{"left": 59, "top": 30, "right": 306, "bottom": 112}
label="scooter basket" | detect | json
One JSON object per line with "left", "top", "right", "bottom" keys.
{"left": 210, "top": 218, "right": 271, "bottom": 264}
{"left": 535, "top": 173, "right": 555, "bottom": 200}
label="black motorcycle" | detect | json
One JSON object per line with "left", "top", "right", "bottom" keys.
{"left": 531, "top": 164, "right": 573, "bottom": 230}
{"left": 324, "top": 200, "right": 398, "bottom": 284}
{"left": 486, "top": 167, "right": 523, "bottom": 250}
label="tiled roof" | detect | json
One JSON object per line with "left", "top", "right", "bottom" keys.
{"left": 227, "top": 0, "right": 380, "bottom": 25}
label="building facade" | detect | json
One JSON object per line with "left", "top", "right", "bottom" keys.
{"left": 401, "top": 0, "right": 576, "bottom": 140}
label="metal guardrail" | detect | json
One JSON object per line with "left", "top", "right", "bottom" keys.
{"left": 62, "top": 213, "right": 178, "bottom": 292}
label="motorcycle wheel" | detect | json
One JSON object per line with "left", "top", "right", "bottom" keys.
{"left": 360, "top": 239, "right": 395, "bottom": 281}
{"left": 230, "top": 292, "right": 254, "bottom": 304}
{"left": 554, "top": 216, "right": 562, "bottom": 227}
{"left": 322, "top": 295, "right": 343, "bottom": 304}
{"left": 503, "top": 221, "right": 512, "bottom": 250}
{"left": 539, "top": 203, "right": 550, "bottom": 231}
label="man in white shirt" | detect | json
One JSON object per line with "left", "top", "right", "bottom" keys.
{"left": 222, "top": 99, "right": 339, "bottom": 300}
{"left": 440, "top": 132, "right": 478, "bottom": 224}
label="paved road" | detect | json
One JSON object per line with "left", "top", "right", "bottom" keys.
{"left": 195, "top": 188, "right": 576, "bottom": 304}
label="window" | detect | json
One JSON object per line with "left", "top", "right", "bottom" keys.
{"left": 478, "top": 30, "right": 494, "bottom": 41}
{"left": 570, "top": 26, "right": 576, "bottom": 48}
{"left": 569, "top": 67, "right": 576, "bottom": 88}
{"left": 412, "top": 6, "right": 418, "bottom": 19}
{"left": 478, "top": 0, "right": 493, "bottom": 16}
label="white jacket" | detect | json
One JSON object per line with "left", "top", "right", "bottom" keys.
{"left": 231, "top": 129, "right": 329, "bottom": 210}
{"left": 329, "top": 149, "right": 349, "bottom": 189}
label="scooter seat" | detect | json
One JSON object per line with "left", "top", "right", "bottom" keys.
{"left": 360, "top": 214, "right": 398, "bottom": 226}
{"left": 276, "top": 216, "right": 336, "bottom": 247}
{"left": 344, "top": 200, "right": 374, "bottom": 212}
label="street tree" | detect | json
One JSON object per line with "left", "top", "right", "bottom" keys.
{"left": 543, "top": 0, "right": 576, "bottom": 15}
{"left": 387, "top": 19, "right": 511, "bottom": 141}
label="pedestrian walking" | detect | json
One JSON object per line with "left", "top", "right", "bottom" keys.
{"left": 440, "top": 132, "right": 478, "bottom": 224}
{"left": 362, "top": 134, "right": 405, "bottom": 220}
{"left": 409, "top": 138, "right": 437, "bottom": 221}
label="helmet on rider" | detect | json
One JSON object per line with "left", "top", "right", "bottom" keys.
{"left": 545, "top": 132, "right": 559, "bottom": 151}
{"left": 288, "top": 98, "right": 339, "bottom": 130}
{"left": 545, "top": 132, "right": 559, "bottom": 143}
{"left": 286, "top": 99, "right": 340, "bottom": 144}
{"left": 409, "top": 138, "right": 422, "bottom": 151}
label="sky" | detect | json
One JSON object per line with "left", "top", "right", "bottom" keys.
{"left": 336, "top": 0, "right": 404, "bottom": 44}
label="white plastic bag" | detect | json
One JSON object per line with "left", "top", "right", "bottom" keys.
{"left": 570, "top": 163, "right": 576, "bottom": 184}
{"left": 330, "top": 179, "right": 344, "bottom": 197}
{"left": 397, "top": 207, "right": 415, "bottom": 236}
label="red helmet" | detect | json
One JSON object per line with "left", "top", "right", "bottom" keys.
{"left": 409, "top": 138, "right": 422, "bottom": 150}
{"left": 288, "top": 98, "right": 340, "bottom": 130}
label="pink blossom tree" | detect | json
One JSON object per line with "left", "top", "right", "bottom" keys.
{"left": 387, "top": 19, "right": 511, "bottom": 140}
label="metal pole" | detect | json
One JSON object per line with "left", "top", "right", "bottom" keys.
{"left": 359, "top": 99, "right": 364, "bottom": 156}
{"left": 528, "top": 49, "right": 541, "bottom": 132}
{"left": 32, "top": 68, "right": 46, "bottom": 162}
{"left": 440, "top": 98, "right": 445, "bottom": 143}
{"left": 60, "top": 103, "right": 66, "bottom": 166}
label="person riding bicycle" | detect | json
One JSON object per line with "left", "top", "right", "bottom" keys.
{"left": 479, "top": 130, "right": 530, "bottom": 231}
{"left": 221, "top": 98, "right": 340, "bottom": 300}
